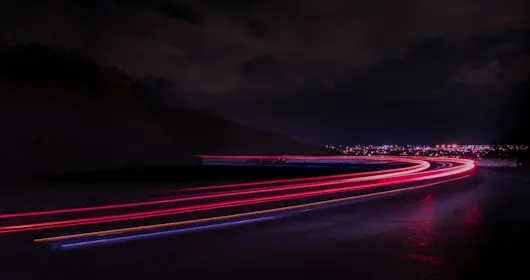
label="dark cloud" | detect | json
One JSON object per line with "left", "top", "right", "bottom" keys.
{"left": 210, "top": 28, "right": 529, "bottom": 144}
{"left": 244, "top": 55, "right": 279, "bottom": 79}
{"left": 1, "top": 0, "right": 529, "bottom": 143}
{"left": 136, "top": 0, "right": 202, "bottom": 24}
{"left": 246, "top": 19, "right": 271, "bottom": 39}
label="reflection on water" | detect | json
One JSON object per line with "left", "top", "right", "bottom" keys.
{"left": 465, "top": 200, "right": 481, "bottom": 225}
{"left": 404, "top": 187, "right": 483, "bottom": 269}
{"left": 405, "top": 192, "right": 439, "bottom": 264}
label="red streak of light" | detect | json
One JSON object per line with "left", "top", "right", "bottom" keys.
{"left": 0, "top": 156, "right": 427, "bottom": 219}
{"left": 416, "top": 193, "right": 433, "bottom": 204}
{"left": 0, "top": 159, "right": 474, "bottom": 233}
{"left": 176, "top": 165, "right": 415, "bottom": 192}
{"left": 35, "top": 175, "right": 471, "bottom": 243}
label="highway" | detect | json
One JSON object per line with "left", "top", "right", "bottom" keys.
{"left": 2, "top": 156, "right": 530, "bottom": 279}
{"left": 2, "top": 156, "right": 473, "bottom": 246}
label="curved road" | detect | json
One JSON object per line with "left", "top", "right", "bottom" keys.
{"left": 4, "top": 156, "right": 528, "bottom": 280}
{"left": 1, "top": 156, "right": 475, "bottom": 250}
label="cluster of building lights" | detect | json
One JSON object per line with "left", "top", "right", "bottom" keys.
{"left": 324, "top": 144, "right": 529, "bottom": 159}
{"left": 436, "top": 144, "right": 458, "bottom": 149}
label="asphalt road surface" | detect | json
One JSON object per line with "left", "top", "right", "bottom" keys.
{"left": 2, "top": 163, "right": 529, "bottom": 279}
{"left": 0, "top": 156, "right": 468, "bottom": 237}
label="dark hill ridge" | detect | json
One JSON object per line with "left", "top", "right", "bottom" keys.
{"left": 0, "top": 44, "right": 193, "bottom": 179}
{"left": 0, "top": 44, "right": 128, "bottom": 100}
{"left": 148, "top": 104, "right": 333, "bottom": 156}
{"left": 0, "top": 44, "right": 332, "bottom": 179}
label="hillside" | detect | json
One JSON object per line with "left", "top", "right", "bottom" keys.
{"left": 0, "top": 44, "right": 331, "bottom": 179}
{"left": 145, "top": 104, "right": 333, "bottom": 156}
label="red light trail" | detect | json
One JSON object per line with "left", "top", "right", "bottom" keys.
{"left": 0, "top": 157, "right": 426, "bottom": 219}
{"left": 35, "top": 175, "right": 470, "bottom": 247}
{"left": 0, "top": 156, "right": 475, "bottom": 247}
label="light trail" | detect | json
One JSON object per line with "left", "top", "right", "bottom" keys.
{"left": 36, "top": 175, "right": 471, "bottom": 247}
{"left": 0, "top": 157, "right": 473, "bottom": 233}
{"left": 0, "top": 156, "right": 425, "bottom": 219}
{"left": 175, "top": 164, "right": 415, "bottom": 192}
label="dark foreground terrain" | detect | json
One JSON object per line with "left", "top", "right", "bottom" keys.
{"left": 2, "top": 168, "right": 530, "bottom": 280}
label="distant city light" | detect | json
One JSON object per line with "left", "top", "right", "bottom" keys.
{"left": 329, "top": 144, "right": 528, "bottom": 160}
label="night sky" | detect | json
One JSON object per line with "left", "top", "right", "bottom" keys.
{"left": 1, "top": 0, "right": 528, "bottom": 145}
